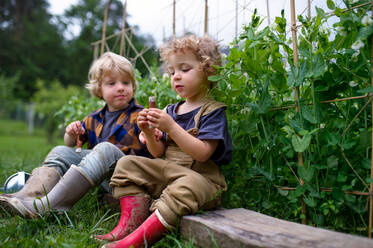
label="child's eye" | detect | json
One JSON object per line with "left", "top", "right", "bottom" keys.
{"left": 122, "top": 81, "right": 130, "bottom": 85}
{"left": 109, "top": 82, "right": 115, "bottom": 85}
{"left": 182, "top": 68, "right": 190, "bottom": 72}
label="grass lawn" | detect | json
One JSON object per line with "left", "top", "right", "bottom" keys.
{"left": 0, "top": 119, "right": 194, "bottom": 248}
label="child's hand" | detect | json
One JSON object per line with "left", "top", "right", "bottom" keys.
{"left": 65, "top": 121, "right": 85, "bottom": 137}
{"left": 139, "top": 129, "right": 163, "bottom": 144}
{"left": 137, "top": 109, "right": 152, "bottom": 133}
{"left": 146, "top": 109, "right": 174, "bottom": 133}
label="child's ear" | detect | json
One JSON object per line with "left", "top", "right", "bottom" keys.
{"left": 97, "top": 88, "right": 103, "bottom": 99}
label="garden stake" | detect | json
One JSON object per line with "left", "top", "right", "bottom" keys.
{"left": 369, "top": 1, "right": 373, "bottom": 237}
{"left": 290, "top": 0, "right": 306, "bottom": 225}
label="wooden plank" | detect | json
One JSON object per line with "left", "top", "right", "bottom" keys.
{"left": 180, "top": 208, "right": 373, "bottom": 248}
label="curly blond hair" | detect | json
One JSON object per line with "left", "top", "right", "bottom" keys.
{"left": 159, "top": 35, "right": 221, "bottom": 76}
{"left": 86, "top": 52, "right": 137, "bottom": 99}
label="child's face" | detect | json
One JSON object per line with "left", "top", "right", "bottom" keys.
{"left": 167, "top": 50, "right": 209, "bottom": 102}
{"left": 101, "top": 70, "right": 134, "bottom": 112}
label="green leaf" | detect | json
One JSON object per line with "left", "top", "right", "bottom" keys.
{"left": 292, "top": 133, "right": 312, "bottom": 152}
{"left": 326, "top": 132, "right": 339, "bottom": 146}
{"left": 327, "top": 155, "right": 338, "bottom": 168}
{"left": 301, "top": 106, "right": 318, "bottom": 124}
{"left": 358, "top": 86, "right": 373, "bottom": 94}
{"left": 327, "top": 0, "right": 335, "bottom": 10}
{"left": 208, "top": 75, "right": 223, "bottom": 82}
{"left": 366, "top": 178, "right": 373, "bottom": 184}
{"left": 340, "top": 139, "right": 356, "bottom": 150}
{"left": 311, "top": 54, "right": 328, "bottom": 78}
{"left": 304, "top": 196, "right": 317, "bottom": 207}
{"left": 361, "top": 159, "right": 371, "bottom": 169}
{"left": 287, "top": 62, "right": 307, "bottom": 87}
{"left": 337, "top": 173, "right": 347, "bottom": 182}
{"left": 298, "top": 165, "right": 314, "bottom": 182}
{"left": 357, "top": 25, "right": 373, "bottom": 40}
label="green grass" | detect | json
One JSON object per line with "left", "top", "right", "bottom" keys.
{"left": 0, "top": 119, "right": 195, "bottom": 247}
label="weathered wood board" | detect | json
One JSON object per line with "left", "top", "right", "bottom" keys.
{"left": 180, "top": 208, "right": 373, "bottom": 248}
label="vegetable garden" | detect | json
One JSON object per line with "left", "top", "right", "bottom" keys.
{"left": 215, "top": 0, "right": 373, "bottom": 236}
{"left": 1, "top": 1, "right": 372, "bottom": 246}
{"left": 57, "top": 0, "right": 373, "bottom": 238}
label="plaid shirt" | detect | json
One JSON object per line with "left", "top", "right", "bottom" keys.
{"left": 81, "top": 98, "right": 149, "bottom": 157}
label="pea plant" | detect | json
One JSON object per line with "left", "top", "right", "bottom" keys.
{"left": 211, "top": 1, "right": 373, "bottom": 234}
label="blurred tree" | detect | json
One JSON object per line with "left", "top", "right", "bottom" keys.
{"left": 0, "top": 0, "right": 67, "bottom": 100}
{"left": 0, "top": 0, "right": 158, "bottom": 102}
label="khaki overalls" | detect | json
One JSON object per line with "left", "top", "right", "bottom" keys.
{"left": 110, "top": 100, "right": 228, "bottom": 226}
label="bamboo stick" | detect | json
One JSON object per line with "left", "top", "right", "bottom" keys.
{"left": 204, "top": 0, "right": 208, "bottom": 35}
{"left": 173, "top": 0, "right": 176, "bottom": 38}
{"left": 235, "top": 0, "right": 238, "bottom": 37}
{"left": 369, "top": 0, "right": 373, "bottom": 238}
{"left": 270, "top": 95, "right": 370, "bottom": 111}
{"left": 119, "top": 1, "right": 127, "bottom": 56}
{"left": 266, "top": 0, "right": 271, "bottom": 26}
{"left": 290, "top": 0, "right": 306, "bottom": 225}
{"left": 101, "top": 0, "right": 112, "bottom": 55}
{"left": 91, "top": 28, "right": 131, "bottom": 46}
{"left": 123, "top": 32, "right": 154, "bottom": 76}
{"left": 308, "top": 0, "right": 311, "bottom": 19}
{"left": 277, "top": 186, "right": 373, "bottom": 196}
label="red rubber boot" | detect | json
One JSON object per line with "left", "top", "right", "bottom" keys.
{"left": 102, "top": 210, "right": 169, "bottom": 248}
{"left": 95, "top": 196, "right": 151, "bottom": 241}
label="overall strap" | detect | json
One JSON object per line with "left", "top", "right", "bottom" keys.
{"left": 193, "top": 100, "right": 227, "bottom": 129}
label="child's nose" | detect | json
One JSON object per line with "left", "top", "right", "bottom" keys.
{"left": 117, "top": 82, "right": 125, "bottom": 90}
{"left": 173, "top": 71, "right": 181, "bottom": 80}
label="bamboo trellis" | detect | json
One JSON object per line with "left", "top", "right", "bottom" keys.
{"left": 93, "top": 0, "right": 373, "bottom": 238}
{"left": 91, "top": 0, "right": 154, "bottom": 77}
{"left": 283, "top": 0, "right": 373, "bottom": 238}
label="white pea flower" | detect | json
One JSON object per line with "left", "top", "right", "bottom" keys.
{"left": 330, "top": 58, "right": 337, "bottom": 64}
{"left": 351, "top": 40, "right": 364, "bottom": 50}
{"left": 320, "top": 26, "right": 328, "bottom": 34}
{"left": 352, "top": 50, "right": 360, "bottom": 58}
{"left": 349, "top": 81, "right": 358, "bottom": 87}
{"left": 162, "top": 73, "right": 169, "bottom": 79}
{"left": 268, "top": 55, "right": 273, "bottom": 64}
{"left": 320, "top": 123, "right": 325, "bottom": 129}
{"left": 240, "top": 107, "right": 250, "bottom": 114}
{"left": 362, "top": 15, "right": 373, "bottom": 26}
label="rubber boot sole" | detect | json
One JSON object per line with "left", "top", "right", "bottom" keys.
{"left": 0, "top": 196, "right": 38, "bottom": 219}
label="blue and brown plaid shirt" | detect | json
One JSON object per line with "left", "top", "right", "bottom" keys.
{"left": 81, "top": 98, "right": 149, "bottom": 157}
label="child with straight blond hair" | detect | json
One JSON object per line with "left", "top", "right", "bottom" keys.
{"left": 94, "top": 35, "right": 232, "bottom": 248}
{"left": 0, "top": 52, "right": 150, "bottom": 219}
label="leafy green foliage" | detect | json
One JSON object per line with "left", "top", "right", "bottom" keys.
{"left": 211, "top": 1, "right": 373, "bottom": 234}
{"left": 33, "top": 80, "right": 82, "bottom": 143}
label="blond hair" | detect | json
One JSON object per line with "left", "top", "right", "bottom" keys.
{"left": 86, "top": 52, "right": 137, "bottom": 99}
{"left": 159, "top": 35, "right": 221, "bottom": 76}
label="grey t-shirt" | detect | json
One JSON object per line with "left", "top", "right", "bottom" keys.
{"left": 166, "top": 101, "right": 232, "bottom": 166}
